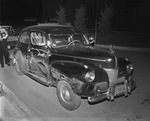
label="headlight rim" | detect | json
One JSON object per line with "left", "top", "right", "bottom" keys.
{"left": 85, "top": 71, "right": 95, "bottom": 82}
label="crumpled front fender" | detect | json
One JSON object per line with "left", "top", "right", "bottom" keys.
{"left": 51, "top": 60, "right": 109, "bottom": 97}
{"left": 51, "top": 60, "right": 91, "bottom": 83}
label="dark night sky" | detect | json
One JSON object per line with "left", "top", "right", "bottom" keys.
{"left": 1, "top": 0, "right": 150, "bottom": 32}
{"left": 1, "top": 0, "right": 42, "bottom": 23}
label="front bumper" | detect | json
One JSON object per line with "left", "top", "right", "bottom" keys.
{"left": 88, "top": 78, "right": 136, "bottom": 103}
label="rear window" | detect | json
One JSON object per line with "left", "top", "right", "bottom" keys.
{"left": 31, "top": 32, "right": 46, "bottom": 46}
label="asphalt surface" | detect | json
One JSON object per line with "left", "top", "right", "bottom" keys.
{"left": 0, "top": 50, "right": 150, "bottom": 121}
{"left": 0, "top": 85, "right": 30, "bottom": 121}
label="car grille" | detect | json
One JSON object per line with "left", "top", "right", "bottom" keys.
{"left": 94, "top": 82, "right": 108, "bottom": 95}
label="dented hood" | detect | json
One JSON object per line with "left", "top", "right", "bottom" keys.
{"left": 51, "top": 45, "right": 116, "bottom": 68}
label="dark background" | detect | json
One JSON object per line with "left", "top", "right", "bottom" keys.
{"left": 0, "top": 0, "right": 150, "bottom": 32}
{"left": 0, "top": 0, "right": 42, "bottom": 24}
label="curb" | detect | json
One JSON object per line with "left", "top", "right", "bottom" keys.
{"left": 0, "top": 81, "right": 40, "bottom": 121}
{"left": 95, "top": 44, "right": 150, "bottom": 52}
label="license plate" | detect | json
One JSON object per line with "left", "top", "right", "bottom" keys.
{"left": 115, "top": 85, "right": 125, "bottom": 95}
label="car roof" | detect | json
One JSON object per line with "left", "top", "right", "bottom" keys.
{"left": 22, "top": 24, "right": 87, "bottom": 35}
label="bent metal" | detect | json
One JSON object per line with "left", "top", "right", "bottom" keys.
{"left": 11, "top": 24, "right": 136, "bottom": 111}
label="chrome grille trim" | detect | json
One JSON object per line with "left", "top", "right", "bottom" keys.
{"left": 104, "top": 68, "right": 118, "bottom": 85}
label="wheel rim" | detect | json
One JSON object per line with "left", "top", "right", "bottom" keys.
{"left": 61, "top": 86, "right": 72, "bottom": 103}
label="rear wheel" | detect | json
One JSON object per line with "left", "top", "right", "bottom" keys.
{"left": 57, "top": 80, "right": 81, "bottom": 111}
{"left": 14, "top": 51, "right": 23, "bottom": 75}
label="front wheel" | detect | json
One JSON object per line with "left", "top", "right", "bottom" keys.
{"left": 57, "top": 80, "right": 81, "bottom": 111}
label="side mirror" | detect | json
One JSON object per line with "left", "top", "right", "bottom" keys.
{"left": 89, "top": 36, "right": 95, "bottom": 46}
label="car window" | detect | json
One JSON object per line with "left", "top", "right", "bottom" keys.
{"left": 50, "top": 34, "right": 89, "bottom": 48}
{"left": 19, "top": 32, "right": 30, "bottom": 44}
{"left": 72, "top": 35, "right": 86, "bottom": 44}
{"left": 30, "top": 32, "right": 46, "bottom": 46}
{"left": 50, "top": 35, "right": 70, "bottom": 47}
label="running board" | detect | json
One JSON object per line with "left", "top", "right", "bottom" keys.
{"left": 24, "top": 72, "right": 50, "bottom": 87}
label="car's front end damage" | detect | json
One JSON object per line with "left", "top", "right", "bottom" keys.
{"left": 88, "top": 62, "right": 136, "bottom": 103}
{"left": 11, "top": 24, "right": 137, "bottom": 110}
{"left": 51, "top": 46, "right": 136, "bottom": 103}
{"left": 85, "top": 57, "right": 135, "bottom": 103}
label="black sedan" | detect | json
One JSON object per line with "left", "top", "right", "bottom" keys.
{"left": 11, "top": 24, "right": 136, "bottom": 111}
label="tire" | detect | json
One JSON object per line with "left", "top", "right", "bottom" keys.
{"left": 57, "top": 80, "right": 81, "bottom": 111}
{"left": 14, "top": 52, "right": 23, "bottom": 75}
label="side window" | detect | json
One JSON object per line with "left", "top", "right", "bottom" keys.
{"left": 72, "top": 35, "right": 84, "bottom": 42}
{"left": 30, "top": 32, "right": 46, "bottom": 46}
{"left": 50, "top": 35, "right": 70, "bottom": 47}
{"left": 19, "top": 32, "right": 30, "bottom": 44}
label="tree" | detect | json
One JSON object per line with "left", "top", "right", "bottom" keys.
{"left": 98, "top": 4, "right": 113, "bottom": 34}
{"left": 56, "top": 6, "right": 67, "bottom": 25}
{"left": 74, "top": 5, "right": 87, "bottom": 31}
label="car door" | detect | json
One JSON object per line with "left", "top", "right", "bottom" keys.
{"left": 16, "top": 31, "right": 30, "bottom": 71}
{"left": 28, "top": 31, "right": 49, "bottom": 79}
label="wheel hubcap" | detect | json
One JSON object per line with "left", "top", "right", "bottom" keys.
{"left": 61, "top": 87, "right": 72, "bottom": 103}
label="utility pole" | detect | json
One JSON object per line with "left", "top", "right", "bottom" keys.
{"left": 94, "top": 0, "right": 97, "bottom": 42}
{"left": 0, "top": 0, "right": 1, "bottom": 24}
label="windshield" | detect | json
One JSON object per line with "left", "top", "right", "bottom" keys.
{"left": 49, "top": 34, "right": 89, "bottom": 48}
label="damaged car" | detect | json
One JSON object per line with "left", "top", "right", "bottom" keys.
{"left": 1, "top": 25, "right": 18, "bottom": 50}
{"left": 11, "top": 24, "right": 136, "bottom": 111}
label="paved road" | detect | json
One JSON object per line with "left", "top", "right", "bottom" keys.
{"left": 0, "top": 91, "right": 30, "bottom": 121}
{"left": 0, "top": 50, "right": 150, "bottom": 121}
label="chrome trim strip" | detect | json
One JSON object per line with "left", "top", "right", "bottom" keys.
{"left": 104, "top": 68, "right": 118, "bottom": 85}
{"left": 52, "top": 53, "right": 107, "bottom": 62}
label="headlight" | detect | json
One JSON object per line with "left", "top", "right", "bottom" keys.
{"left": 85, "top": 71, "right": 95, "bottom": 82}
{"left": 126, "top": 64, "right": 134, "bottom": 74}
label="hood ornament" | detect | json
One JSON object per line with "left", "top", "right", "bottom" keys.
{"left": 109, "top": 44, "right": 115, "bottom": 54}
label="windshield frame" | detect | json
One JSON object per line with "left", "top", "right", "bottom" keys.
{"left": 48, "top": 34, "right": 90, "bottom": 48}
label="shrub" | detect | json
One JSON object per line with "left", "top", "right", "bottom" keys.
{"left": 98, "top": 4, "right": 113, "bottom": 34}
{"left": 56, "top": 6, "right": 67, "bottom": 25}
{"left": 74, "top": 5, "right": 87, "bottom": 31}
